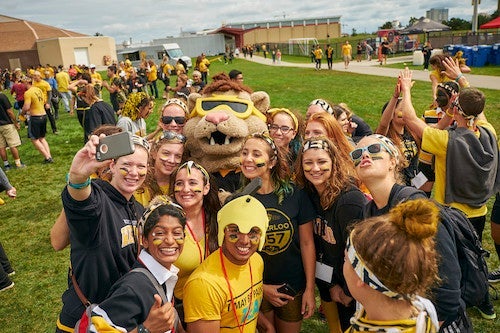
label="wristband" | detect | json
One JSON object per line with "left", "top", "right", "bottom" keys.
{"left": 455, "top": 74, "right": 463, "bottom": 82}
{"left": 66, "top": 173, "right": 91, "bottom": 189}
{"left": 137, "top": 324, "right": 150, "bottom": 333}
{"left": 445, "top": 109, "right": 454, "bottom": 117}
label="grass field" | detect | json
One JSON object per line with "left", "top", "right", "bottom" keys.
{"left": 0, "top": 57, "right": 499, "bottom": 332}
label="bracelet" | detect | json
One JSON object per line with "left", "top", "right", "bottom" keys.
{"left": 445, "top": 109, "right": 454, "bottom": 117}
{"left": 137, "top": 324, "right": 150, "bottom": 333}
{"left": 455, "top": 73, "right": 463, "bottom": 82}
{"left": 66, "top": 173, "right": 91, "bottom": 189}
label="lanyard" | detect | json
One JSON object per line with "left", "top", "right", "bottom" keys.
{"left": 185, "top": 209, "right": 208, "bottom": 263}
{"left": 219, "top": 249, "right": 253, "bottom": 333}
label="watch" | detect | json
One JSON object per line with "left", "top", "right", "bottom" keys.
{"left": 137, "top": 324, "right": 150, "bottom": 333}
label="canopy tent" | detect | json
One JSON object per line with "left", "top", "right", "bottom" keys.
{"left": 480, "top": 16, "right": 500, "bottom": 29}
{"left": 400, "top": 17, "right": 451, "bottom": 35}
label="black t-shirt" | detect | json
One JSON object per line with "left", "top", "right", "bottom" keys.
{"left": 84, "top": 101, "right": 116, "bottom": 141}
{"left": 0, "top": 93, "right": 13, "bottom": 126}
{"left": 255, "top": 186, "right": 315, "bottom": 292}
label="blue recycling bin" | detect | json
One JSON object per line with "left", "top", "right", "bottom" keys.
{"left": 472, "top": 45, "right": 492, "bottom": 67}
{"left": 489, "top": 44, "right": 500, "bottom": 65}
{"left": 444, "top": 44, "right": 462, "bottom": 56}
{"left": 458, "top": 46, "right": 473, "bottom": 67}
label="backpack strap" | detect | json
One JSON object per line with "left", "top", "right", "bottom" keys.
{"left": 131, "top": 267, "right": 180, "bottom": 332}
{"left": 390, "top": 186, "right": 427, "bottom": 207}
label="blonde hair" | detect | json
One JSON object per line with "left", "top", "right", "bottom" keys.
{"left": 350, "top": 199, "right": 440, "bottom": 296}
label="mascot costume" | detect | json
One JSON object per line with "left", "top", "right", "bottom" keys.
{"left": 185, "top": 72, "right": 270, "bottom": 194}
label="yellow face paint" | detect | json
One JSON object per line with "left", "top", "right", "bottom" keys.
{"left": 119, "top": 168, "right": 128, "bottom": 176}
{"left": 153, "top": 239, "right": 163, "bottom": 246}
{"left": 138, "top": 169, "right": 147, "bottom": 177}
{"left": 303, "top": 165, "right": 312, "bottom": 172}
{"left": 175, "top": 238, "right": 184, "bottom": 245}
{"left": 320, "top": 165, "right": 330, "bottom": 171}
{"left": 192, "top": 187, "right": 203, "bottom": 193}
{"left": 174, "top": 186, "right": 182, "bottom": 192}
{"left": 255, "top": 158, "right": 266, "bottom": 167}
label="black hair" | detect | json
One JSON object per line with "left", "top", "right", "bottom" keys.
{"left": 143, "top": 205, "right": 186, "bottom": 237}
{"left": 228, "top": 69, "right": 242, "bottom": 79}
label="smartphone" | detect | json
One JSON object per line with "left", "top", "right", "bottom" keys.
{"left": 96, "top": 132, "right": 135, "bottom": 161}
{"left": 277, "top": 283, "right": 297, "bottom": 300}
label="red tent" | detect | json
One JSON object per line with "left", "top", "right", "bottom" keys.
{"left": 480, "top": 16, "right": 500, "bottom": 29}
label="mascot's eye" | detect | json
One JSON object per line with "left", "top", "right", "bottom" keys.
{"left": 201, "top": 100, "right": 249, "bottom": 113}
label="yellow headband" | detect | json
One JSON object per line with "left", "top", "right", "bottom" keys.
{"left": 267, "top": 108, "right": 298, "bottom": 131}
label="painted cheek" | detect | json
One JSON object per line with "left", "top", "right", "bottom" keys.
{"left": 254, "top": 158, "right": 266, "bottom": 166}
{"left": 303, "top": 165, "right": 312, "bottom": 172}
{"left": 370, "top": 153, "right": 384, "bottom": 160}
{"left": 174, "top": 186, "right": 182, "bottom": 192}
{"left": 320, "top": 165, "right": 330, "bottom": 171}
{"left": 228, "top": 234, "right": 239, "bottom": 243}
{"left": 175, "top": 237, "right": 184, "bottom": 245}
{"left": 153, "top": 239, "right": 163, "bottom": 246}
{"left": 138, "top": 169, "right": 147, "bottom": 177}
{"left": 119, "top": 168, "right": 128, "bottom": 176}
{"left": 192, "top": 187, "right": 203, "bottom": 193}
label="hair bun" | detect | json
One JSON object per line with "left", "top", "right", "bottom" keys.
{"left": 389, "top": 199, "right": 439, "bottom": 239}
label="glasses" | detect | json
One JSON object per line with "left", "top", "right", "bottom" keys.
{"left": 192, "top": 96, "right": 267, "bottom": 122}
{"left": 225, "top": 225, "right": 261, "bottom": 244}
{"left": 158, "top": 130, "right": 186, "bottom": 143}
{"left": 350, "top": 143, "right": 390, "bottom": 166}
{"left": 268, "top": 124, "right": 292, "bottom": 134}
{"left": 161, "top": 116, "right": 186, "bottom": 125}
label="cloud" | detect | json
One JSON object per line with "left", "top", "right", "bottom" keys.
{"left": 2, "top": 0, "right": 497, "bottom": 41}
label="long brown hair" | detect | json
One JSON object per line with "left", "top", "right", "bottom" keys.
{"left": 295, "top": 137, "right": 356, "bottom": 210}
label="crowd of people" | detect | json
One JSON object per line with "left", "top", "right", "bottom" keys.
{"left": 0, "top": 49, "right": 499, "bottom": 333}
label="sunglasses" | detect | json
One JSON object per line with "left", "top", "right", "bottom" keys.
{"left": 161, "top": 116, "right": 186, "bottom": 125}
{"left": 191, "top": 96, "right": 267, "bottom": 122}
{"left": 350, "top": 143, "right": 390, "bottom": 166}
{"left": 268, "top": 124, "right": 293, "bottom": 134}
{"left": 159, "top": 130, "right": 186, "bottom": 143}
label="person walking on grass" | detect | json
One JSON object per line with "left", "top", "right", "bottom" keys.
{"left": 21, "top": 76, "right": 54, "bottom": 164}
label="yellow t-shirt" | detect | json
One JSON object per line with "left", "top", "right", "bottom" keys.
{"left": 314, "top": 48, "right": 323, "bottom": 59}
{"left": 24, "top": 87, "right": 46, "bottom": 116}
{"left": 174, "top": 228, "right": 207, "bottom": 300}
{"left": 199, "top": 58, "right": 210, "bottom": 73}
{"left": 342, "top": 44, "right": 352, "bottom": 56}
{"left": 147, "top": 65, "right": 158, "bottom": 82}
{"left": 33, "top": 80, "right": 51, "bottom": 103}
{"left": 134, "top": 184, "right": 169, "bottom": 207}
{"left": 184, "top": 249, "right": 264, "bottom": 333}
{"left": 422, "top": 120, "right": 496, "bottom": 218}
{"left": 91, "top": 72, "right": 103, "bottom": 84}
{"left": 55, "top": 71, "right": 70, "bottom": 92}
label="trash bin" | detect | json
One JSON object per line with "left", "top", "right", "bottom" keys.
{"left": 472, "top": 45, "right": 491, "bottom": 67}
{"left": 489, "top": 44, "right": 500, "bottom": 65}
{"left": 444, "top": 44, "right": 461, "bottom": 56}
{"left": 458, "top": 46, "right": 473, "bottom": 67}
{"left": 413, "top": 50, "right": 424, "bottom": 65}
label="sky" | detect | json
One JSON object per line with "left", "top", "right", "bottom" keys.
{"left": 3, "top": 1, "right": 498, "bottom": 44}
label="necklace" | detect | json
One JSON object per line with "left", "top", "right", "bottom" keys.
{"left": 219, "top": 249, "right": 253, "bottom": 333}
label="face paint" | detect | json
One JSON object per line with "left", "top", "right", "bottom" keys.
{"left": 175, "top": 238, "right": 184, "bottom": 245}
{"left": 225, "top": 226, "right": 261, "bottom": 244}
{"left": 174, "top": 186, "right": 182, "bottom": 192}
{"left": 303, "top": 165, "right": 312, "bottom": 172}
{"left": 119, "top": 166, "right": 147, "bottom": 177}
{"left": 319, "top": 165, "right": 330, "bottom": 171}
{"left": 255, "top": 158, "right": 266, "bottom": 168}
{"left": 192, "top": 187, "right": 203, "bottom": 193}
{"left": 119, "top": 168, "right": 128, "bottom": 176}
{"left": 153, "top": 239, "right": 163, "bottom": 246}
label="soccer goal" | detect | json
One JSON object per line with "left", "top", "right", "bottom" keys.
{"left": 288, "top": 38, "right": 319, "bottom": 56}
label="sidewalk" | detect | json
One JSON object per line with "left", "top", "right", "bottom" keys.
{"left": 243, "top": 54, "right": 500, "bottom": 90}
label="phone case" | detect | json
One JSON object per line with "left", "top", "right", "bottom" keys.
{"left": 96, "top": 132, "right": 135, "bottom": 161}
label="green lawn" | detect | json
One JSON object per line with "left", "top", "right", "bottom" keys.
{"left": 0, "top": 58, "right": 499, "bottom": 332}
{"left": 383, "top": 61, "right": 500, "bottom": 76}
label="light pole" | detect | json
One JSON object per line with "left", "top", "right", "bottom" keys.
{"left": 472, "top": 0, "right": 480, "bottom": 34}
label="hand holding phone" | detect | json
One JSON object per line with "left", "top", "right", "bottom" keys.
{"left": 277, "top": 283, "right": 297, "bottom": 301}
{"left": 96, "top": 132, "right": 135, "bottom": 161}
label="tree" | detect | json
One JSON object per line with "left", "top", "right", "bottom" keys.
{"left": 478, "top": 13, "right": 491, "bottom": 27}
{"left": 408, "top": 17, "right": 419, "bottom": 27}
{"left": 443, "top": 17, "right": 471, "bottom": 30}
{"left": 379, "top": 21, "right": 393, "bottom": 29}
{"left": 94, "top": 32, "right": 104, "bottom": 36}
{"left": 352, "top": 28, "right": 358, "bottom": 36}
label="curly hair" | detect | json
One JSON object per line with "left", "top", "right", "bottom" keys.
{"left": 350, "top": 199, "right": 440, "bottom": 296}
{"left": 121, "top": 92, "right": 152, "bottom": 120}
{"left": 202, "top": 72, "right": 253, "bottom": 95}
{"left": 295, "top": 137, "right": 356, "bottom": 210}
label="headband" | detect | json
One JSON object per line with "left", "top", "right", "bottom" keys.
{"left": 132, "top": 135, "right": 151, "bottom": 152}
{"left": 163, "top": 98, "right": 188, "bottom": 116}
{"left": 177, "top": 160, "right": 210, "bottom": 184}
{"left": 309, "top": 99, "right": 334, "bottom": 115}
{"left": 369, "top": 134, "right": 400, "bottom": 160}
{"left": 138, "top": 195, "right": 185, "bottom": 235}
{"left": 251, "top": 133, "right": 278, "bottom": 160}
{"left": 302, "top": 138, "right": 330, "bottom": 152}
{"left": 437, "top": 82, "right": 459, "bottom": 97}
{"left": 346, "top": 234, "right": 406, "bottom": 300}
{"left": 267, "top": 108, "right": 299, "bottom": 131}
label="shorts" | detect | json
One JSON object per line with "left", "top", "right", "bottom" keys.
{"left": 0, "top": 124, "right": 21, "bottom": 148}
{"left": 28, "top": 115, "right": 47, "bottom": 139}
{"left": 260, "top": 291, "right": 303, "bottom": 322}
{"left": 491, "top": 193, "right": 500, "bottom": 224}
{"left": 343, "top": 55, "right": 352, "bottom": 62}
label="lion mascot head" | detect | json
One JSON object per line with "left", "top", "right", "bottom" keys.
{"left": 185, "top": 72, "right": 270, "bottom": 193}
